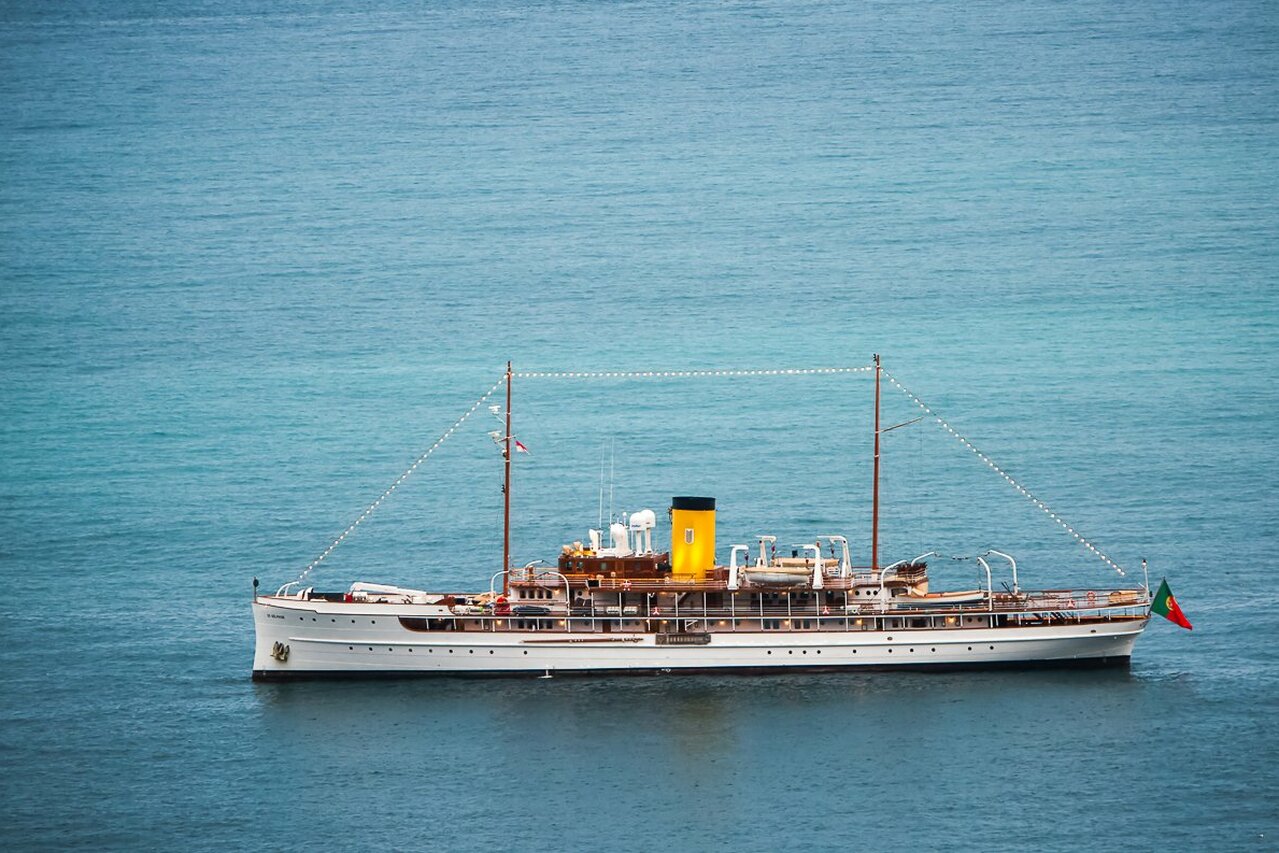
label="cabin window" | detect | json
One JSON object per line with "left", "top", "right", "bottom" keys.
{"left": 685, "top": 528, "right": 694, "bottom": 544}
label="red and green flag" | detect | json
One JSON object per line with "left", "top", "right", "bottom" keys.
{"left": 1152, "top": 579, "right": 1192, "bottom": 630}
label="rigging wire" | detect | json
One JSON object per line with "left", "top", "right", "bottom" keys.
{"left": 516, "top": 367, "right": 874, "bottom": 379}
{"left": 885, "top": 371, "right": 1126, "bottom": 577}
{"left": 287, "top": 363, "right": 1127, "bottom": 589}
{"left": 290, "top": 377, "right": 505, "bottom": 587}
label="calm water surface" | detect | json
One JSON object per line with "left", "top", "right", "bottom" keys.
{"left": 1, "top": 0, "right": 1276, "bottom": 849}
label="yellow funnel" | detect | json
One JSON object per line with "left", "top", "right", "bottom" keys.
{"left": 670, "top": 496, "right": 715, "bottom": 580}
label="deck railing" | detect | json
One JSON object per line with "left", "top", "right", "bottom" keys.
{"left": 475, "top": 592, "right": 1150, "bottom": 628}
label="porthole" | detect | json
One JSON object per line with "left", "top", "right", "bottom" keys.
{"left": 909, "top": 648, "right": 914, "bottom": 653}
{"left": 523, "top": 651, "right": 528, "bottom": 655}
{"left": 989, "top": 645, "right": 994, "bottom": 650}
{"left": 448, "top": 649, "right": 453, "bottom": 653}
{"left": 802, "top": 650, "right": 807, "bottom": 655}
{"left": 312, "top": 617, "right": 317, "bottom": 622}
{"left": 887, "top": 636, "right": 893, "bottom": 641}
{"left": 371, "top": 620, "right": 376, "bottom": 624}
{"left": 299, "top": 617, "right": 304, "bottom": 621}
{"left": 931, "top": 648, "right": 936, "bottom": 652}
{"left": 489, "top": 650, "right": 494, "bottom": 655}
{"left": 351, "top": 619, "right": 356, "bottom": 623}
{"left": 968, "top": 646, "right": 973, "bottom": 650}
{"left": 853, "top": 649, "right": 857, "bottom": 654}
{"left": 767, "top": 651, "right": 772, "bottom": 655}
{"left": 331, "top": 618, "right": 336, "bottom": 622}
{"left": 409, "top": 648, "right": 414, "bottom": 653}
{"left": 816, "top": 650, "right": 821, "bottom": 655}
{"left": 388, "top": 647, "right": 393, "bottom": 651}
{"left": 348, "top": 646, "right": 353, "bottom": 650}
{"left": 469, "top": 650, "right": 474, "bottom": 654}
{"left": 888, "top": 649, "right": 893, "bottom": 654}
{"left": 368, "top": 647, "right": 373, "bottom": 651}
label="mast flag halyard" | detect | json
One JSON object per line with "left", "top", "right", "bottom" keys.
{"left": 1152, "top": 579, "right": 1192, "bottom": 630}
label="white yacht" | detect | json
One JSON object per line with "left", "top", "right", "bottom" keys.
{"left": 252, "top": 358, "right": 1152, "bottom": 680}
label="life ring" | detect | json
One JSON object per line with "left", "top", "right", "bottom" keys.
{"left": 1086, "top": 591, "right": 1097, "bottom": 605}
{"left": 651, "top": 607, "right": 661, "bottom": 616}
{"left": 1065, "top": 598, "right": 1077, "bottom": 610}
{"left": 821, "top": 606, "right": 831, "bottom": 616}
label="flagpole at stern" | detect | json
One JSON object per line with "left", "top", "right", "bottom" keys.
{"left": 503, "top": 360, "right": 512, "bottom": 597}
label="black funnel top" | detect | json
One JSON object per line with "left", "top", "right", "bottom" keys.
{"left": 671, "top": 496, "right": 715, "bottom": 511}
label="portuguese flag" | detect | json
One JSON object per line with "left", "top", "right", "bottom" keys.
{"left": 1152, "top": 579, "right": 1192, "bottom": 630}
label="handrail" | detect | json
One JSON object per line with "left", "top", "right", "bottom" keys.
{"left": 416, "top": 599, "right": 1151, "bottom": 625}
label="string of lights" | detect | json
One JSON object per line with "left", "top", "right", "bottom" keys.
{"left": 885, "top": 371, "right": 1126, "bottom": 577}
{"left": 292, "top": 377, "right": 506, "bottom": 586}
{"left": 291, "top": 364, "right": 1126, "bottom": 587}
{"left": 516, "top": 367, "right": 874, "bottom": 379}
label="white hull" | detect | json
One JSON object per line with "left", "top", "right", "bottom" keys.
{"left": 252, "top": 598, "right": 1146, "bottom": 680}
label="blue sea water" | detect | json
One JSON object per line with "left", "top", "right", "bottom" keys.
{"left": 2, "top": 0, "right": 1277, "bottom": 849}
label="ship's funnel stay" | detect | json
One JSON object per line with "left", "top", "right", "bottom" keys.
{"left": 670, "top": 496, "right": 716, "bottom": 580}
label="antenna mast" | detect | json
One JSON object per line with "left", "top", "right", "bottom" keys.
{"left": 503, "top": 360, "right": 512, "bottom": 596}
{"left": 872, "top": 353, "right": 882, "bottom": 570}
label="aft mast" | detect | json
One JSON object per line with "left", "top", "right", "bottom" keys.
{"left": 503, "top": 360, "right": 513, "bottom": 596}
{"left": 872, "top": 353, "right": 882, "bottom": 571}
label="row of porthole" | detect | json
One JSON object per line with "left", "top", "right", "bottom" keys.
{"left": 345, "top": 647, "right": 532, "bottom": 655}
{"left": 762, "top": 645, "right": 997, "bottom": 655}
{"left": 303, "top": 617, "right": 376, "bottom": 624}
{"left": 336, "top": 645, "right": 999, "bottom": 655}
